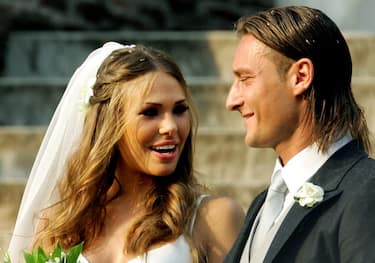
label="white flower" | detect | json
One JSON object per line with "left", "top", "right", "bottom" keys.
{"left": 2, "top": 252, "right": 11, "bottom": 263}
{"left": 294, "top": 182, "right": 324, "bottom": 207}
{"left": 78, "top": 77, "right": 96, "bottom": 111}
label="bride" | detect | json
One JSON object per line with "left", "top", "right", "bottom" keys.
{"left": 8, "top": 42, "right": 244, "bottom": 263}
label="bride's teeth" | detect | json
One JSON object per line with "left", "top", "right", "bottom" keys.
{"left": 154, "top": 145, "right": 175, "bottom": 150}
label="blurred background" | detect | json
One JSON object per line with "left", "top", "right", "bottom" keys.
{"left": 0, "top": 0, "right": 374, "bottom": 250}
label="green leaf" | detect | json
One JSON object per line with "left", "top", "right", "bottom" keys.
{"left": 38, "top": 247, "right": 48, "bottom": 258}
{"left": 20, "top": 241, "right": 84, "bottom": 263}
{"left": 51, "top": 242, "right": 62, "bottom": 259}
{"left": 23, "top": 251, "right": 34, "bottom": 263}
{"left": 23, "top": 246, "right": 49, "bottom": 263}
{"left": 66, "top": 242, "right": 84, "bottom": 263}
{"left": 37, "top": 247, "right": 48, "bottom": 262}
{"left": 32, "top": 249, "right": 39, "bottom": 263}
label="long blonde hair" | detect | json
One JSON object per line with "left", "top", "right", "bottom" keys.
{"left": 33, "top": 45, "right": 204, "bottom": 261}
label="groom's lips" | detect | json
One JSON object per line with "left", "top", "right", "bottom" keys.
{"left": 242, "top": 112, "right": 254, "bottom": 119}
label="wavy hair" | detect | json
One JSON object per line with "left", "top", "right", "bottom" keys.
{"left": 33, "top": 45, "right": 204, "bottom": 262}
{"left": 236, "top": 6, "right": 371, "bottom": 153}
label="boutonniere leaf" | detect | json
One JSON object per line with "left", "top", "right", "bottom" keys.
{"left": 294, "top": 182, "right": 324, "bottom": 208}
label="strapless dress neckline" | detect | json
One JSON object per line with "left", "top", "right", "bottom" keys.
{"left": 78, "top": 235, "right": 191, "bottom": 263}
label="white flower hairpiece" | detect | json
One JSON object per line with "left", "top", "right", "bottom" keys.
{"left": 77, "top": 44, "right": 136, "bottom": 111}
{"left": 294, "top": 182, "right": 324, "bottom": 208}
{"left": 78, "top": 77, "right": 96, "bottom": 111}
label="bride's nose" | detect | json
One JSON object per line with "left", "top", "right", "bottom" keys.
{"left": 159, "top": 114, "right": 178, "bottom": 136}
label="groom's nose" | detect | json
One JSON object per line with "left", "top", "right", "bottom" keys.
{"left": 226, "top": 81, "right": 243, "bottom": 111}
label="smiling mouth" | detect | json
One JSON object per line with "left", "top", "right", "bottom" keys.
{"left": 243, "top": 113, "right": 254, "bottom": 119}
{"left": 150, "top": 145, "right": 177, "bottom": 153}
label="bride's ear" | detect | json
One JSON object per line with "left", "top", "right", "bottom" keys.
{"left": 289, "top": 58, "right": 314, "bottom": 96}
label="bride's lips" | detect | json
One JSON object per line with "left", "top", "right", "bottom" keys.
{"left": 149, "top": 141, "right": 178, "bottom": 161}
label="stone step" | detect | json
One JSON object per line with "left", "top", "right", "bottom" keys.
{"left": 195, "top": 128, "right": 276, "bottom": 189}
{"left": 3, "top": 31, "right": 375, "bottom": 80}
{"left": 1, "top": 77, "right": 375, "bottom": 129}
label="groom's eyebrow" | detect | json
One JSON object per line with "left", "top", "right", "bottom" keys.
{"left": 233, "top": 67, "right": 256, "bottom": 76}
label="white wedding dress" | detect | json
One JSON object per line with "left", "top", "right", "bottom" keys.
{"left": 78, "top": 235, "right": 191, "bottom": 263}
{"left": 78, "top": 195, "right": 207, "bottom": 263}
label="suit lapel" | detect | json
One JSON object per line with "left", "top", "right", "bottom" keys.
{"left": 264, "top": 140, "right": 367, "bottom": 262}
{"left": 227, "top": 191, "right": 266, "bottom": 262}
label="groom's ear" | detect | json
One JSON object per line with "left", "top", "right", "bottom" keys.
{"left": 289, "top": 58, "right": 314, "bottom": 96}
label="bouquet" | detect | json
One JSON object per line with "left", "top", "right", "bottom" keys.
{"left": 2, "top": 242, "right": 83, "bottom": 263}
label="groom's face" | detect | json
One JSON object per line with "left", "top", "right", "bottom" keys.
{"left": 226, "top": 34, "right": 300, "bottom": 151}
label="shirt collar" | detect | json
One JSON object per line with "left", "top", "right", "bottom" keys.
{"left": 271, "top": 134, "right": 352, "bottom": 196}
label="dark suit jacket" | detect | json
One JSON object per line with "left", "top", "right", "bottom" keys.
{"left": 224, "top": 140, "right": 375, "bottom": 263}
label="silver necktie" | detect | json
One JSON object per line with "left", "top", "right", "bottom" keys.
{"left": 251, "top": 173, "right": 288, "bottom": 256}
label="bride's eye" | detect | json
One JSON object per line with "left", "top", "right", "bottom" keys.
{"left": 140, "top": 107, "right": 158, "bottom": 117}
{"left": 173, "top": 105, "right": 189, "bottom": 115}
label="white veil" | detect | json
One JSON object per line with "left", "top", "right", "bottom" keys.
{"left": 8, "top": 42, "right": 127, "bottom": 262}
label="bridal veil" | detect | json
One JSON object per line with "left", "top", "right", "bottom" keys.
{"left": 8, "top": 41, "right": 126, "bottom": 262}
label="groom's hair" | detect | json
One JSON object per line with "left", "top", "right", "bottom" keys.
{"left": 235, "top": 5, "right": 371, "bottom": 153}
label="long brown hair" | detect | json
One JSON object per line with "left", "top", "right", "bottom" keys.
{"left": 33, "top": 45, "right": 203, "bottom": 261}
{"left": 236, "top": 6, "right": 371, "bottom": 153}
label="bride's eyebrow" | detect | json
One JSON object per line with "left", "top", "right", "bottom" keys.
{"left": 175, "top": 99, "right": 188, "bottom": 105}
{"left": 144, "top": 99, "right": 187, "bottom": 106}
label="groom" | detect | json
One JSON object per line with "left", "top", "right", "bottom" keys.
{"left": 224, "top": 6, "right": 375, "bottom": 263}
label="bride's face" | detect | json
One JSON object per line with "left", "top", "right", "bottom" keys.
{"left": 118, "top": 72, "right": 191, "bottom": 177}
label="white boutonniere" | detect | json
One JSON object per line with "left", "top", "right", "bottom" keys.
{"left": 294, "top": 182, "right": 324, "bottom": 208}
